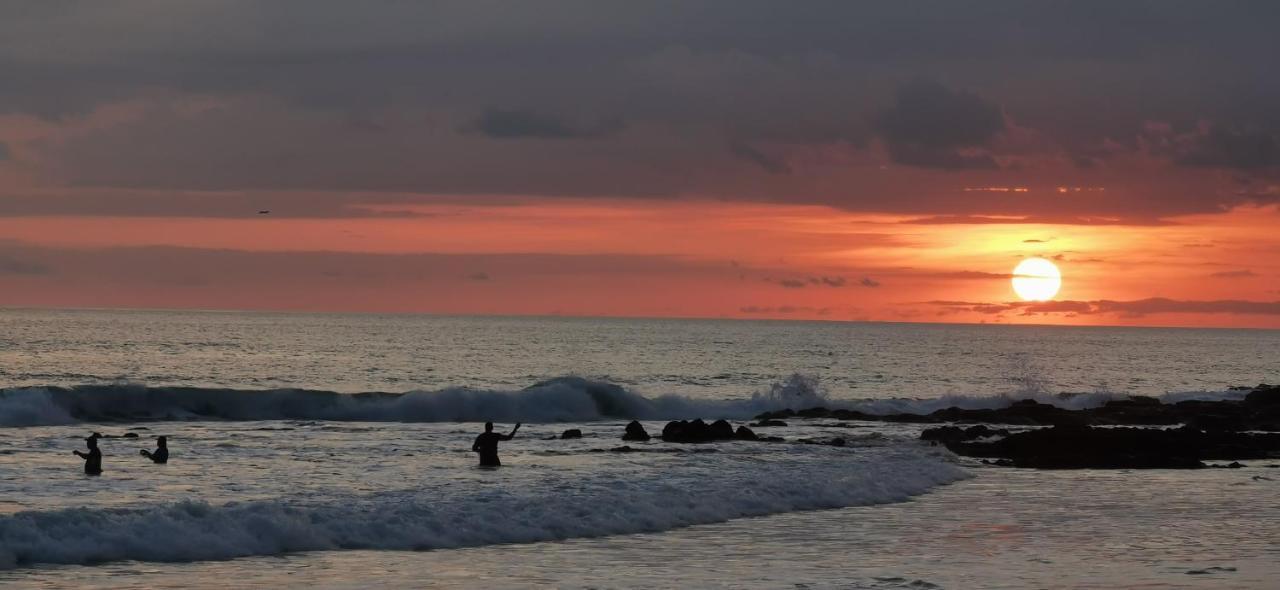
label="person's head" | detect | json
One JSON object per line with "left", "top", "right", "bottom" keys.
{"left": 157, "top": 436, "right": 167, "bottom": 447}
{"left": 86, "top": 433, "right": 100, "bottom": 449}
{"left": 484, "top": 422, "right": 494, "bottom": 432}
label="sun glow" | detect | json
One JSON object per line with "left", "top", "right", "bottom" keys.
{"left": 1012, "top": 257, "right": 1062, "bottom": 301}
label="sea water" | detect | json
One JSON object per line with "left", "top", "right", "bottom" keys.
{"left": 1, "top": 309, "right": 1278, "bottom": 588}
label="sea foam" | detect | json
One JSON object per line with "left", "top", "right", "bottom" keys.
{"left": 0, "top": 447, "right": 967, "bottom": 568}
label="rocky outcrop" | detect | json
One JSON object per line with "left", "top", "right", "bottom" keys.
{"left": 920, "top": 424, "right": 1010, "bottom": 445}
{"left": 756, "top": 384, "right": 1280, "bottom": 431}
{"left": 560, "top": 429, "right": 583, "bottom": 439}
{"left": 945, "top": 424, "right": 1280, "bottom": 469}
{"left": 660, "top": 419, "right": 758, "bottom": 443}
{"left": 622, "top": 420, "right": 652, "bottom": 441}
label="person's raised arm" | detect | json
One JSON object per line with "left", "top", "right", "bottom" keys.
{"left": 73, "top": 450, "right": 86, "bottom": 459}
{"left": 472, "top": 434, "right": 483, "bottom": 453}
{"left": 503, "top": 423, "right": 521, "bottom": 440}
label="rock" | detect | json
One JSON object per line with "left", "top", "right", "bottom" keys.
{"left": 709, "top": 419, "right": 735, "bottom": 439}
{"left": 946, "top": 425, "right": 1280, "bottom": 469}
{"left": 560, "top": 429, "right": 583, "bottom": 440}
{"left": 921, "top": 424, "right": 1010, "bottom": 444}
{"left": 754, "top": 385, "right": 1280, "bottom": 431}
{"left": 622, "top": 420, "right": 652, "bottom": 441}
{"left": 734, "top": 426, "right": 757, "bottom": 440}
{"left": 122, "top": 432, "right": 139, "bottom": 438}
{"left": 1246, "top": 384, "right": 1280, "bottom": 406}
{"left": 798, "top": 437, "right": 848, "bottom": 447}
{"left": 750, "top": 419, "right": 788, "bottom": 427}
{"left": 661, "top": 419, "right": 741, "bottom": 443}
{"left": 755, "top": 409, "right": 796, "bottom": 420}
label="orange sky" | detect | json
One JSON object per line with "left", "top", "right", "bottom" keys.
{"left": 1, "top": 196, "right": 1276, "bottom": 327}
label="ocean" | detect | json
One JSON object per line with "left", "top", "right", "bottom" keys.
{"left": 1, "top": 309, "right": 1278, "bottom": 588}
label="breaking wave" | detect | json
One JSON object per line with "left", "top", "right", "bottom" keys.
{"left": 0, "top": 374, "right": 1251, "bottom": 426}
{"left": 0, "top": 447, "right": 968, "bottom": 568}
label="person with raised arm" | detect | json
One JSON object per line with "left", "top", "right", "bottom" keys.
{"left": 472, "top": 422, "right": 520, "bottom": 467}
{"left": 73, "top": 432, "right": 103, "bottom": 475}
{"left": 141, "top": 436, "right": 169, "bottom": 464}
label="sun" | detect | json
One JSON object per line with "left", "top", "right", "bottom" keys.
{"left": 1012, "top": 257, "right": 1062, "bottom": 301}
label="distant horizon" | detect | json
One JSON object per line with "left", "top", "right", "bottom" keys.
{"left": 4, "top": 303, "right": 1276, "bottom": 332}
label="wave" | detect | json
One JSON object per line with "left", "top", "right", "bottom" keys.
{"left": 0, "top": 374, "right": 1253, "bottom": 426}
{"left": 0, "top": 448, "right": 969, "bottom": 568}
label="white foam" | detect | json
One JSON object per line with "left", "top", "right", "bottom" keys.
{"left": 0, "top": 448, "right": 968, "bottom": 568}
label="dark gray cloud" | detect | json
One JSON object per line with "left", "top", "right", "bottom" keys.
{"left": 3, "top": 1, "right": 1280, "bottom": 219}
{"left": 728, "top": 141, "right": 791, "bottom": 175}
{"left": 1176, "top": 128, "right": 1280, "bottom": 170}
{"left": 0, "top": 254, "right": 49, "bottom": 275}
{"left": 875, "top": 81, "right": 1005, "bottom": 169}
{"left": 859, "top": 277, "right": 881, "bottom": 288}
{"left": 463, "top": 109, "right": 622, "bottom": 140}
{"left": 466, "top": 271, "right": 491, "bottom": 281}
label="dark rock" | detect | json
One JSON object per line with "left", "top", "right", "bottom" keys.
{"left": 755, "top": 409, "right": 796, "bottom": 420}
{"left": 622, "top": 420, "right": 651, "bottom": 441}
{"left": 661, "top": 419, "right": 745, "bottom": 443}
{"left": 709, "top": 419, "right": 735, "bottom": 439}
{"left": 750, "top": 419, "right": 788, "bottom": 427}
{"left": 947, "top": 425, "right": 1280, "bottom": 469}
{"left": 921, "top": 424, "right": 1010, "bottom": 444}
{"left": 560, "top": 429, "right": 583, "bottom": 440}
{"left": 122, "top": 432, "right": 139, "bottom": 438}
{"left": 755, "top": 384, "right": 1280, "bottom": 432}
{"left": 734, "top": 426, "right": 757, "bottom": 440}
{"left": 1246, "top": 384, "right": 1280, "bottom": 406}
{"left": 798, "top": 437, "right": 848, "bottom": 447}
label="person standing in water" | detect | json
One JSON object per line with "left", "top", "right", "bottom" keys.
{"left": 472, "top": 422, "right": 520, "bottom": 467}
{"left": 73, "top": 433, "right": 103, "bottom": 475}
{"left": 141, "top": 436, "right": 169, "bottom": 464}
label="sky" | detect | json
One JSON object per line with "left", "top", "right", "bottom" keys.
{"left": 1, "top": 1, "right": 1278, "bottom": 327}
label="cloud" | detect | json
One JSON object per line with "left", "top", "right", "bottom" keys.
{"left": 728, "top": 141, "right": 790, "bottom": 174}
{"left": 739, "top": 305, "right": 829, "bottom": 315}
{"left": 859, "top": 277, "right": 880, "bottom": 288}
{"left": 928, "top": 298, "right": 1280, "bottom": 317}
{"left": 0, "top": 254, "right": 49, "bottom": 275}
{"left": 466, "top": 271, "right": 491, "bottom": 281}
{"left": 463, "top": 108, "right": 622, "bottom": 140}
{"left": 899, "top": 215, "right": 1171, "bottom": 227}
{"left": 1209, "top": 269, "right": 1257, "bottom": 278}
{"left": 874, "top": 81, "right": 1005, "bottom": 169}
{"left": 0, "top": 141, "right": 9, "bottom": 161}
{"left": 3, "top": 3, "right": 1280, "bottom": 222}
{"left": 772, "top": 276, "right": 850, "bottom": 289}
{"left": 1176, "top": 127, "right": 1280, "bottom": 170}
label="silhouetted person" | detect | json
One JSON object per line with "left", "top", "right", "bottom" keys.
{"left": 141, "top": 436, "right": 168, "bottom": 464}
{"left": 472, "top": 422, "right": 520, "bottom": 467}
{"left": 73, "top": 433, "right": 103, "bottom": 475}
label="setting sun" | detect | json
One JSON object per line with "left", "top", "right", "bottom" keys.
{"left": 1012, "top": 257, "right": 1062, "bottom": 301}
